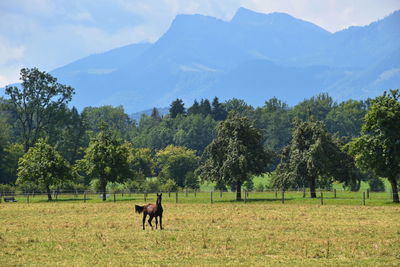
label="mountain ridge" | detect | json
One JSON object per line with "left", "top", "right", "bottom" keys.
{"left": 21, "top": 8, "right": 400, "bottom": 113}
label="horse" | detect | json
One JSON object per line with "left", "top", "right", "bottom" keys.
{"left": 135, "top": 193, "right": 163, "bottom": 230}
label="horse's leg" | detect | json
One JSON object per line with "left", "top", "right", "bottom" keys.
{"left": 142, "top": 213, "right": 147, "bottom": 230}
{"left": 148, "top": 215, "right": 154, "bottom": 230}
{"left": 159, "top": 214, "right": 163, "bottom": 230}
{"left": 155, "top": 216, "right": 158, "bottom": 229}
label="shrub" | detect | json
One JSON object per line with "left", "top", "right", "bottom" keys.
{"left": 368, "top": 176, "right": 385, "bottom": 192}
{"left": 254, "top": 183, "right": 264, "bottom": 192}
{"left": 160, "top": 179, "right": 178, "bottom": 192}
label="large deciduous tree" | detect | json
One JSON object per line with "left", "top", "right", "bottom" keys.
{"left": 273, "top": 119, "right": 354, "bottom": 198}
{"left": 5, "top": 68, "right": 74, "bottom": 152}
{"left": 77, "top": 127, "right": 132, "bottom": 200}
{"left": 347, "top": 90, "right": 400, "bottom": 203}
{"left": 16, "top": 139, "right": 72, "bottom": 201}
{"left": 197, "top": 114, "right": 271, "bottom": 200}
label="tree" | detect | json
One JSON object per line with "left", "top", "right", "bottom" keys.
{"left": 347, "top": 90, "right": 400, "bottom": 203}
{"left": 211, "top": 97, "right": 227, "bottom": 121}
{"left": 223, "top": 98, "right": 254, "bottom": 118}
{"left": 77, "top": 127, "right": 132, "bottom": 200}
{"left": 156, "top": 145, "right": 199, "bottom": 188}
{"left": 291, "top": 93, "right": 334, "bottom": 122}
{"left": 325, "top": 100, "right": 368, "bottom": 141}
{"left": 169, "top": 99, "right": 185, "bottom": 118}
{"left": 187, "top": 100, "right": 201, "bottom": 115}
{"left": 82, "top": 105, "right": 135, "bottom": 140}
{"left": 254, "top": 97, "right": 292, "bottom": 155}
{"left": 199, "top": 99, "right": 212, "bottom": 116}
{"left": 0, "top": 144, "right": 24, "bottom": 184}
{"left": 128, "top": 147, "right": 155, "bottom": 182}
{"left": 273, "top": 119, "right": 355, "bottom": 198}
{"left": 150, "top": 107, "right": 162, "bottom": 121}
{"left": 5, "top": 68, "right": 74, "bottom": 152}
{"left": 197, "top": 114, "right": 271, "bottom": 200}
{"left": 55, "top": 107, "right": 87, "bottom": 164}
{"left": 16, "top": 139, "right": 72, "bottom": 201}
{"left": 173, "top": 114, "right": 217, "bottom": 154}
{"left": 133, "top": 121, "right": 174, "bottom": 150}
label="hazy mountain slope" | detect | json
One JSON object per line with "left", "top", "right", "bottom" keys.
{"left": 43, "top": 8, "right": 400, "bottom": 113}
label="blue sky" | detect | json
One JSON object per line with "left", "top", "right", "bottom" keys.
{"left": 1, "top": 0, "right": 399, "bottom": 87}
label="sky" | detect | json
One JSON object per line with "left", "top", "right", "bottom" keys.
{"left": 1, "top": 0, "right": 400, "bottom": 87}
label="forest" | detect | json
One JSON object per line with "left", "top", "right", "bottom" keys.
{"left": 0, "top": 68, "right": 399, "bottom": 202}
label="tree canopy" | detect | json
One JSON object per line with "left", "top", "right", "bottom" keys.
{"left": 197, "top": 114, "right": 271, "bottom": 200}
{"left": 347, "top": 90, "right": 400, "bottom": 203}
{"left": 157, "top": 145, "right": 199, "bottom": 188}
{"left": 17, "top": 139, "right": 72, "bottom": 200}
{"left": 169, "top": 98, "right": 186, "bottom": 118}
{"left": 5, "top": 68, "right": 74, "bottom": 152}
{"left": 273, "top": 119, "right": 355, "bottom": 197}
{"left": 76, "top": 127, "right": 132, "bottom": 200}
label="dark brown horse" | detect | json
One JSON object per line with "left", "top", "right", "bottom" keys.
{"left": 135, "top": 193, "right": 163, "bottom": 230}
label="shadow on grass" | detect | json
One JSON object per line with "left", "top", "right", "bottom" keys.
{"left": 34, "top": 196, "right": 151, "bottom": 203}
{"left": 214, "top": 198, "right": 296, "bottom": 203}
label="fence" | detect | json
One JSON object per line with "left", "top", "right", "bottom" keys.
{"left": 0, "top": 189, "right": 397, "bottom": 206}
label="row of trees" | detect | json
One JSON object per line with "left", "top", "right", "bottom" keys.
{"left": 1, "top": 68, "right": 399, "bottom": 202}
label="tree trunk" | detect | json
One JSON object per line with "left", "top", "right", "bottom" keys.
{"left": 46, "top": 185, "right": 52, "bottom": 201}
{"left": 310, "top": 177, "right": 317, "bottom": 198}
{"left": 24, "top": 141, "right": 30, "bottom": 153}
{"left": 389, "top": 178, "right": 399, "bottom": 203}
{"left": 100, "top": 179, "right": 107, "bottom": 201}
{"left": 236, "top": 181, "right": 242, "bottom": 201}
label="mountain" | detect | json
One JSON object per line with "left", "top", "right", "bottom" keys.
{"left": 49, "top": 7, "right": 400, "bottom": 113}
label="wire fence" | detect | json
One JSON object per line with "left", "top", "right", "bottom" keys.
{"left": 0, "top": 189, "right": 398, "bottom": 206}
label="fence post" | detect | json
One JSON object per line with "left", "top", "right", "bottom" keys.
{"left": 168, "top": 191, "right": 171, "bottom": 198}
{"left": 244, "top": 191, "right": 247, "bottom": 203}
{"left": 210, "top": 191, "right": 213, "bottom": 204}
{"left": 363, "top": 192, "right": 366, "bottom": 206}
{"left": 275, "top": 189, "right": 278, "bottom": 199}
{"left": 220, "top": 190, "right": 222, "bottom": 198}
{"left": 281, "top": 190, "right": 285, "bottom": 204}
{"left": 303, "top": 187, "right": 306, "bottom": 198}
{"left": 27, "top": 193, "right": 29, "bottom": 204}
{"left": 144, "top": 192, "right": 147, "bottom": 202}
{"left": 194, "top": 190, "right": 196, "bottom": 198}
{"left": 185, "top": 188, "right": 188, "bottom": 198}
{"left": 320, "top": 191, "right": 324, "bottom": 205}
{"left": 0, "top": 192, "right": 2, "bottom": 203}
{"left": 84, "top": 191, "right": 86, "bottom": 203}
{"left": 334, "top": 189, "right": 336, "bottom": 199}
{"left": 114, "top": 192, "right": 116, "bottom": 202}
{"left": 366, "top": 189, "right": 369, "bottom": 199}
{"left": 175, "top": 191, "right": 178, "bottom": 203}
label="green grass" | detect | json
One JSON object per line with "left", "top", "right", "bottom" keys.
{"left": 0, "top": 201, "right": 399, "bottom": 266}
{"left": 203, "top": 173, "right": 394, "bottom": 194}
{"left": 3, "top": 189, "right": 397, "bottom": 206}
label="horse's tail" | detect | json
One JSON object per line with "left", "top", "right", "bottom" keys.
{"left": 135, "top": 205, "right": 144, "bottom": 214}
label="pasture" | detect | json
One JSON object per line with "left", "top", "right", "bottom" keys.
{"left": 1, "top": 196, "right": 399, "bottom": 266}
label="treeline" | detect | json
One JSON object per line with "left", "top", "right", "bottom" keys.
{"left": 0, "top": 68, "right": 399, "bottom": 202}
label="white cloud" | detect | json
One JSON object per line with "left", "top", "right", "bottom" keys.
{"left": 0, "top": 38, "right": 25, "bottom": 65}
{"left": 240, "top": 0, "right": 400, "bottom": 32}
{"left": 376, "top": 68, "right": 400, "bottom": 83}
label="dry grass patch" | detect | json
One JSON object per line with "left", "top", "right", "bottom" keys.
{"left": 0, "top": 202, "right": 399, "bottom": 266}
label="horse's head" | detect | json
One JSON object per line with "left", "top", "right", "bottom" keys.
{"left": 156, "top": 193, "right": 162, "bottom": 205}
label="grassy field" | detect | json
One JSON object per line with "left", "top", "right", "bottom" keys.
{"left": 1, "top": 198, "right": 399, "bottom": 266}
